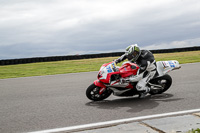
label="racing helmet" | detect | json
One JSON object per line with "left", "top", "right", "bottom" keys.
{"left": 125, "top": 44, "right": 141, "bottom": 62}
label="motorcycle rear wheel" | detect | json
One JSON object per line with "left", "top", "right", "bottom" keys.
{"left": 86, "top": 83, "right": 112, "bottom": 101}
{"left": 149, "top": 74, "right": 172, "bottom": 95}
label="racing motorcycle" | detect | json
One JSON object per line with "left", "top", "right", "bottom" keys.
{"left": 86, "top": 60, "right": 181, "bottom": 101}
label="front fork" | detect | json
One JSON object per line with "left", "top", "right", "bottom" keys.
{"left": 94, "top": 80, "right": 107, "bottom": 95}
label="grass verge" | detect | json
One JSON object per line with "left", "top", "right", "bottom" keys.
{"left": 188, "top": 128, "right": 200, "bottom": 133}
{"left": 0, "top": 51, "right": 200, "bottom": 79}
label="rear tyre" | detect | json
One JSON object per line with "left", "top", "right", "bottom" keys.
{"left": 86, "top": 83, "right": 112, "bottom": 101}
{"left": 149, "top": 74, "right": 172, "bottom": 95}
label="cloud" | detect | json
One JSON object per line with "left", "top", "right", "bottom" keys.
{"left": 142, "top": 37, "right": 200, "bottom": 50}
{"left": 0, "top": 0, "right": 200, "bottom": 59}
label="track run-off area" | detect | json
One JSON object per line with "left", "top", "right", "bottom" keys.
{"left": 0, "top": 62, "right": 200, "bottom": 133}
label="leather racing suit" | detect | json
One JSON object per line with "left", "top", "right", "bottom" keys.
{"left": 116, "top": 50, "right": 157, "bottom": 92}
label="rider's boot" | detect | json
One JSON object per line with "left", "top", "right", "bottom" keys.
{"left": 138, "top": 86, "right": 150, "bottom": 98}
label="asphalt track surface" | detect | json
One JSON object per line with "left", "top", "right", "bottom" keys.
{"left": 0, "top": 62, "right": 200, "bottom": 133}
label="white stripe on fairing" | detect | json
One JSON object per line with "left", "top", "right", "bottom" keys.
{"left": 29, "top": 108, "right": 200, "bottom": 133}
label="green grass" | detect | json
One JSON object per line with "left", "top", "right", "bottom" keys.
{"left": 188, "top": 128, "right": 200, "bottom": 133}
{"left": 0, "top": 51, "right": 200, "bottom": 79}
{"left": 154, "top": 51, "right": 200, "bottom": 63}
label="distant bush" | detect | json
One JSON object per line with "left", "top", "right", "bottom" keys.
{"left": 188, "top": 128, "right": 200, "bottom": 133}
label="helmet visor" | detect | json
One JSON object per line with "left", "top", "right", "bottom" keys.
{"left": 127, "top": 50, "right": 139, "bottom": 61}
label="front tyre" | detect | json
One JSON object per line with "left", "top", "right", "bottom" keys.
{"left": 86, "top": 83, "right": 112, "bottom": 101}
{"left": 149, "top": 74, "right": 172, "bottom": 95}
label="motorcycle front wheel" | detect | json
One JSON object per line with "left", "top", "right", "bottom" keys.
{"left": 86, "top": 83, "right": 112, "bottom": 101}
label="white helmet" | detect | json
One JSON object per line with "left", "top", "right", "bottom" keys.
{"left": 125, "top": 44, "right": 141, "bottom": 62}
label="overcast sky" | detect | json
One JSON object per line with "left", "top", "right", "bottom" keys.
{"left": 0, "top": 0, "right": 200, "bottom": 59}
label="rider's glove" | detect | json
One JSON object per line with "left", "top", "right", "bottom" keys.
{"left": 114, "top": 59, "right": 120, "bottom": 64}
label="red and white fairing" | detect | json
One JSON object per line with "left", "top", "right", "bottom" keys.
{"left": 95, "top": 61, "right": 139, "bottom": 92}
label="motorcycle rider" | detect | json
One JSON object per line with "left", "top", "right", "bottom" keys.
{"left": 115, "top": 44, "right": 157, "bottom": 98}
